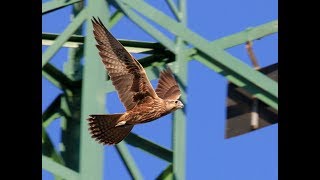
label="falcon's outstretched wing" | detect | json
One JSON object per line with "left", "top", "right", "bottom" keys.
{"left": 92, "top": 17, "right": 158, "bottom": 111}
{"left": 155, "top": 67, "right": 181, "bottom": 100}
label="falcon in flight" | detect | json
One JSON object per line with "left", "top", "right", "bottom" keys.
{"left": 88, "top": 17, "right": 184, "bottom": 145}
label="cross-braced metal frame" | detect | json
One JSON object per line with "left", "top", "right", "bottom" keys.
{"left": 42, "top": 0, "right": 278, "bottom": 179}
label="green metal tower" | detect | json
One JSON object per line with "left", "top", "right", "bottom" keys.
{"left": 42, "top": 0, "right": 278, "bottom": 179}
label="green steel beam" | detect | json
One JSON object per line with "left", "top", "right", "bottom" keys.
{"left": 42, "top": 0, "right": 82, "bottom": 14}
{"left": 42, "top": 110, "right": 61, "bottom": 128}
{"left": 156, "top": 164, "right": 173, "bottom": 180}
{"left": 177, "top": 0, "right": 186, "bottom": 19}
{"left": 120, "top": 40, "right": 165, "bottom": 49}
{"left": 109, "top": 10, "right": 124, "bottom": 28}
{"left": 210, "top": 21, "right": 277, "bottom": 49}
{"left": 119, "top": 0, "right": 278, "bottom": 109}
{"left": 42, "top": 33, "right": 84, "bottom": 48}
{"left": 61, "top": 95, "right": 72, "bottom": 117}
{"left": 139, "top": 55, "right": 171, "bottom": 72}
{"left": 115, "top": 1, "right": 177, "bottom": 53}
{"left": 43, "top": 34, "right": 165, "bottom": 51}
{"left": 138, "top": 52, "right": 174, "bottom": 66}
{"left": 43, "top": 155, "right": 80, "bottom": 180}
{"left": 43, "top": 32, "right": 169, "bottom": 54}
{"left": 43, "top": 33, "right": 142, "bottom": 48}
{"left": 79, "top": 0, "right": 109, "bottom": 179}
{"left": 119, "top": 40, "right": 167, "bottom": 54}
{"left": 125, "top": 133, "right": 173, "bottom": 162}
{"left": 42, "top": 94, "right": 62, "bottom": 127}
{"left": 116, "top": 142, "right": 143, "bottom": 180}
{"left": 43, "top": 63, "right": 81, "bottom": 90}
{"left": 43, "top": 112, "right": 61, "bottom": 127}
{"left": 165, "top": 0, "right": 180, "bottom": 21}
{"left": 172, "top": 0, "right": 187, "bottom": 178}
{"left": 185, "top": 20, "right": 278, "bottom": 56}
{"left": 42, "top": 125, "right": 65, "bottom": 165}
{"left": 42, "top": 8, "right": 87, "bottom": 68}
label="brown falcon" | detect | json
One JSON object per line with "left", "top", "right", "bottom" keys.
{"left": 87, "top": 17, "right": 184, "bottom": 145}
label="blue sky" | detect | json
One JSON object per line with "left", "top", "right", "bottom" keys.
{"left": 42, "top": 0, "right": 278, "bottom": 179}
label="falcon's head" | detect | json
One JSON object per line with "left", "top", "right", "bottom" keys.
{"left": 165, "top": 99, "right": 184, "bottom": 112}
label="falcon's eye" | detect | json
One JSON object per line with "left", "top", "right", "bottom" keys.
{"left": 175, "top": 101, "right": 178, "bottom": 104}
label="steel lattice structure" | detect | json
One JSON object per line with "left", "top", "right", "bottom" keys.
{"left": 42, "top": 0, "right": 278, "bottom": 179}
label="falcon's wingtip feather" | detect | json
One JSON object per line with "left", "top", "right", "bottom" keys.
{"left": 91, "top": 16, "right": 97, "bottom": 24}
{"left": 91, "top": 16, "right": 104, "bottom": 24}
{"left": 97, "top": 17, "right": 104, "bottom": 25}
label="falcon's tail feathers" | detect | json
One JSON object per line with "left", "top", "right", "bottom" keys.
{"left": 87, "top": 114, "right": 133, "bottom": 145}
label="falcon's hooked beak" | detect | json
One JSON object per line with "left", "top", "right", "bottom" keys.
{"left": 176, "top": 100, "right": 184, "bottom": 109}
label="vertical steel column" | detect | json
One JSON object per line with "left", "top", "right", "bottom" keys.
{"left": 64, "top": 1, "right": 84, "bottom": 81}
{"left": 60, "top": 1, "right": 83, "bottom": 172}
{"left": 172, "top": 0, "right": 187, "bottom": 179}
{"left": 79, "top": 0, "right": 110, "bottom": 179}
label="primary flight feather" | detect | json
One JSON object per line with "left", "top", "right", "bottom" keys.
{"left": 88, "top": 17, "right": 184, "bottom": 145}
